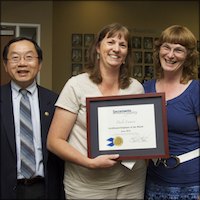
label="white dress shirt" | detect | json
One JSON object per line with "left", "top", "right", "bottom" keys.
{"left": 11, "top": 80, "right": 44, "bottom": 179}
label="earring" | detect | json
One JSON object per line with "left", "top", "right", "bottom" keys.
{"left": 97, "top": 53, "right": 100, "bottom": 59}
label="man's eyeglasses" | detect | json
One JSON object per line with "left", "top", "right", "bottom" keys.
{"left": 7, "top": 54, "right": 39, "bottom": 64}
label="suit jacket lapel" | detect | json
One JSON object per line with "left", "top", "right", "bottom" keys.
{"left": 1, "top": 83, "right": 16, "bottom": 156}
{"left": 37, "top": 86, "right": 51, "bottom": 167}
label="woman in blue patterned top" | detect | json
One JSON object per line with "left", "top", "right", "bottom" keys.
{"left": 143, "top": 25, "right": 200, "bottom": 200}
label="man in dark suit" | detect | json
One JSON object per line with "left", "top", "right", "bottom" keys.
{"left": 0, "top": 37, "right": 65, "bottom": 199}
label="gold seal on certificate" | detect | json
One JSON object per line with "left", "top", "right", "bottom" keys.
{"left": 114, "top": 136, "right": 123, "bottom": 146}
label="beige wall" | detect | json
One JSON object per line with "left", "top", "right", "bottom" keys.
{"left": 1, "top": 1, "right": 199, "bottom": 93}
{"left": 52, "top": 0, "right": 199, "bottom": 93}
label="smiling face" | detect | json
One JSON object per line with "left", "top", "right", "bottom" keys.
{"left": 96, "top": 32, "right": 128, "bottom": 71}
{"left": 159, "top": 42, "right": 187, "bottom": 74}
{"left": 4, "top": 40, "right": 41, "bottom": 88}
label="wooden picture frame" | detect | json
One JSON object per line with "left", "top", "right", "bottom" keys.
{"left": 72, "top": 34, "right": 82, "bottom": 47}
{"left": 144, "top": 52, "right": 153, "bottom": 64}
{"left": 143, "top": 37, "right": 153, "bottom": 49}
{"left": 72, "top": 63, "right": 83, "bottom": 76}
{"left": 144, "top": 65, "right": 154, "bottom": 78}
{"left": 133, "top": 51, "right": 142, "bottom": 64}
{"left": 133, "top": 65, "right": 143, "bottom": 78}
{"left": 84, "top": 34, "right": 95, "bottom": 47}
{"left": 132, "top": 36, "right": 142, "bottom": 49}
{"left": 86, "top": 93, "right": 169, "bottom": 160}
{"left": 71, "top": 48, "right": 82, "bottom": 62}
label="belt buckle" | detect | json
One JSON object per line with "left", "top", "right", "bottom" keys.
{"left": 23, "top": 178, "right": 33, "bottom": 185}
{"left": 154, "top": 156, "right": 180, "bottom": 168}
{"left": 154, "top": 158, "right": 162, "bottom": 167}
{"left": 17, "top": 178, "right": 32, "bottom": 185}
{"left": 163, "top": 155, "right": 180, "bottom": 168}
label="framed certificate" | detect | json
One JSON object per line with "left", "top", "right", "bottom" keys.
{"left": 86, "top": 93, "right": 169, "bottom": 160}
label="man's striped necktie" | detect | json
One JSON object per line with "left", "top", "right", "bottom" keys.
{"left": 20, "top": 89, "right": 36, "bottom": 178}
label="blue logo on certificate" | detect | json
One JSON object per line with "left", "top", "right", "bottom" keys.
{"left": 107, "top": 137, "right": 114, "bottom": 147}
{"left": 107, "top": 137, "right": 123, "bottom": 147}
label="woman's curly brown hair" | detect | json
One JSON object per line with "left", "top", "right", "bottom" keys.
{"left": 154, "top": 25, "right": 199, "bottom": 83}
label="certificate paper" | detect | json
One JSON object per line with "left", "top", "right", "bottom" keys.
{"left": 98, "top": 104, "right": 156, "bottom": 151}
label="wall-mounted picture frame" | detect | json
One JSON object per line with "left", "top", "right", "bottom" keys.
{"left": 144, "top": 65, "right": 154, "bottom": 78}
{"left": 197, "top": 40, "right": 200, "bottom": 52}
{"left": 144, "top": 52, "right": 153, "bottom": 64}
{"left": 132, "top": 36, "right": 142, "bottom": 49}
{"left": 72, "top": 34, "right": 82, "bottom": 47}
{"left": 133, "top": 65, "right": 143, "bottom": 78}
{"left": 133, "top": 51, "right": 142, "bottom": 64}
{"left": 84, "top": 34, "right": 95, "bottom": 47}
{"left": 143, "top": 37, "right": 153, "bottom": 49}
{"left": 72, "top": 63, "right": 83, "bottom": 76}
{"left": 84, "top": 48, "right": 89, "bottom": 63}
{"left": 72, "top": 49, "right": 82, "bottom": 62}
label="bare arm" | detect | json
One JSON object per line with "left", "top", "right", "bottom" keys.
{"left": 47, "top": 107, "right": 119, "bottom": 169}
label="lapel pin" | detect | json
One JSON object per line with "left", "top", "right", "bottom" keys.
{"left": 44, "top": 112, "right": 49, "bottom": 116}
